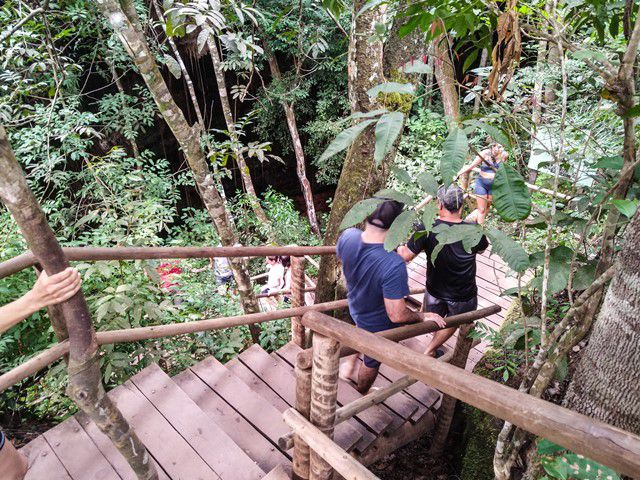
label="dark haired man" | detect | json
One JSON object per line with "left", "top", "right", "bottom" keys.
{"left": 337, "top": 199, "right": 445, "bottom": 393}
{"left": 398, "top": 185, "right": 489, "bottom": 357}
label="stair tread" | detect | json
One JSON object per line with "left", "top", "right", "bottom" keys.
{"left": 262, "top": 464, "right": 290, "bottom": 480}
{"left": 174, "top": 368, "right": 289, "bottom": 473}
{"left": 236, "top": 344, "right": 363, "bottom": 453}
{"left": 22, "top": 435, "right": 74, "bottom": 480}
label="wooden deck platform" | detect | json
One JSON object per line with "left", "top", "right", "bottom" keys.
{"left": 20, "top": 250, "right": 516, "bottom": 479}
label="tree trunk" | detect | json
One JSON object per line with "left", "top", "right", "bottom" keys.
{"left": 432, "top": 34, "right": 460, "bottom": 122}
{"left": 0, "top": 127, "right": 157, "bottom": 480}
{"left": 473, "top": 48, "right": 489, "bottom": 115}
{"left": 207, "top": 38, "right": 270, "bottom": 228}
{"left": 562, "top": 208, "right": 640, "bottom": 433}
{"left": 95, "top": 0, "right": 261, "bottom": 343}
{"left": 314, "top": 0, "right": 388, "bottom": 306}
{"left": 265, "top": 53, "right": 321, "bottom": 236}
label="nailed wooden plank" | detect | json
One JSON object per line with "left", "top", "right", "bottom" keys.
{"left": 227, "top": 358, "right": 291, "bottom": 412}
{"left": 262, "top": 464, "right": 290, "bottom": 480}
{"left": 43, "top": 416, "right": 121, "bottom": 480}
{"left": 21, "top": 436, "right": 72, "bottom": 480}
{"left": 110, "top": 381, "right": 220, "bottom": 480}
{"left": 174, "top": 368, "right": 289, "bottom": 473}
{"left": 236, "top": 345, "right": 363, "bottom": 453}
{"left": 190, "top": 356, "right": 291, "bottom": 455}
{"left": 131, "top": 364, "right": 264, "bottom": 480}
{"left": 75, "top": 412, "right": 170, "bottom": 480}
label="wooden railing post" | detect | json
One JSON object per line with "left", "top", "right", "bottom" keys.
{"left": 290, "top": 256, "right": 307, "bottom": 347}
{"left": 292, "top": 355, "right": 312, "bottom": 480}
{"left": 309, "top": 333, "right": 340, "bottom": 480}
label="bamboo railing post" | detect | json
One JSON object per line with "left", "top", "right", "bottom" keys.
{"left": 429, "top": 322, "right": 475, "bottom": 455}
{"left": 292, "top": 355, "right": 312, "bottom": 480}
{"left": 290, "top": 256, "right": 307, "bottom": 347}
{"left": 309, "top": 333, "right": 340, "bottom": 480}
{"left": 0, "top": 127, "right": 158, "bottom": 480}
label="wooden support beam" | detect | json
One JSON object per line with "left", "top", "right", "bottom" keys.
{"left": 296, "top": 305, "right": 501, "bottom": 369}
{"left": 293, "top": 357, "right": 312, "bottom": 480}
{"left": 309, "top": 334, "right": 340, "bottom": 480}
{"left": 290, "top": 256, "right": 307, "bottom": 347}
{"left": 283, "top": 409, "right": 379, "bottom": 480}
{"left": 279, "top": 375, "right": 418, "bottom": 451}
{"left": 301, "top": 311, "right": 640, "bottom": 478}
{"left": 0, "top": 246, "right": 337, "bottom": 280}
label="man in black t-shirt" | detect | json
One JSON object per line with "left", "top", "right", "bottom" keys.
{"left": 398, "top": 185, "right": 489, "bottom": 357}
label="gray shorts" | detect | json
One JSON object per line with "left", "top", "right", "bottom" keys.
{"left": 422, "top": 292, "right": 477, "bottom": 317}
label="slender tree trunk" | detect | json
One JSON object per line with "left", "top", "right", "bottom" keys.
{"left": 0, "top": 126, "right": 157, "bottom": 480}
{"left": 432, "top": 34, "right": 460, "bottom": 122}
{"left": 314, "top": 0, "right": 388, "bottom": 306}
{"left": 265, "top": 53, "right": 321, "bottom": 236}
{"left": 473, "top": 48, "right": 489, "bottom": 115}
{"left": 207, "top": 38, "right": 270, "bottom": 227}
{"left": 95, "top": 0, "right": 261, "bottom": 343}
{"left": 562, "top": 208, "right": 640, "bottom": 433}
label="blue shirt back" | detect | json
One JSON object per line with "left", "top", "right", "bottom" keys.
{"left": 336, "top": 228, "right": 410, "bottom": 332}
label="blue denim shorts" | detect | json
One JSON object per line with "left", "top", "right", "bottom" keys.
{"left": 474, "top": 175, "right": 494, "bottom": 196}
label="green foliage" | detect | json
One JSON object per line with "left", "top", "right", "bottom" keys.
{"left": 319, "top": 119, "right": 376, "bottom": 162}
{"left": 440, "top": 127, "right": 469, "bottom": 187}
{"left": 537, "top": 439, "right": 621, "bottom": 480}
{"left": 485, "top": 228, "right": 530, "bottom": 273}
{"left": 374, "top": 112, "right": 405, "bottom": 165}
{"left": 339, "top": 198, "right": 384, "bottom": 231}
{"left": 384, "top": 210, "right": 418, "bottom": 251}
{"left": 492, "top": 164, "right": 532, "bottom": 222}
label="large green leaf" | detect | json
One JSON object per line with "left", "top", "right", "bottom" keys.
{"left": 485, "top": 228, "right": 529, "bottom": 273}
{"left": 338, "top": 109, "right": 388, "bottom": 125}
{"left": 417, "top": 171, "right": 439, "bottom": 196}
{"left": 319, "top": 119, "right": 376, "bottom": 162}
{"left": 384, "top": 210, "right": 417, "bottom": 251}
{"left": 421, "top": 202, "right": 439, "bottom": 231}
{"left": 339, "top": 198, "right": 383, "bottom": 231}
{"left": 492, "top": 164, "right": 532, "bottom": 221}
{"left": 391, "top": 165, "right": 412, "bottom": 185}
{"left": 440, "top": 127, "right": 469, "bottom": 187}
{"left": 612, "top": 198, "right": 638, "bottom": 218}
{"left": 471, "top": 120, "right": 511, "bottom": 148}
{"left": 375, "top": 188, "right": 414, "bottom": 206}
{"left": 367, "top": 82, "right": 415, "bottom": 97}
{"left": 374, "top": 112, "right": 405, "bottom": 165}
{"left": 430, "top": 223, "right": 484, "bottom": 262}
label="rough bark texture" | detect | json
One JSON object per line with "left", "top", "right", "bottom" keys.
{"left": 432, "top": 34, "right": 460, "bottom": 122}
{"left": 290, "top": 256, "right": 307, "bottom": 347}
{"left": 34, "top": 265, "right": 68, "bottom": 343}
{"left": 266, "top": 53, "right": 320, "bottom": 236}
{"left": 0, "top": 126, "right": 157, "bottom": 480}
{"left": 95, "top": 0, "right": 260, "bottom": 343}
{"left": 314, "top": 0, "right": 388, "bottom": 307}
{"left": 473, "top": 48, "right": 489, "bottom": 115}
{"left": 207, "top": 38, "right": 270, "bottom": 228}
{"left": 293, "top": 360, "right": 312, "bottom": 480}
{"left": 562, "top": 208, "right": 640, "bottom": 432}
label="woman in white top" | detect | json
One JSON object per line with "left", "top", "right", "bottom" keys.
{"left": 262, "top": 256, "right": 286, "bottom": 293}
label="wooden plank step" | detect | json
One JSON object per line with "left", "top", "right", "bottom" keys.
{"left": 189, "top": 356, "right": 291, "bottom": 458}
{"left": 43, "top": 416, "right": 121, "bottom": 480}
{"left": 274, "top": 342, "right": 397, "bottom": 436}
{"left": 227, "top": 358, "right": 291, "bottom": 412}
{"left": 174, "top": 368, "right": 289, "bottom": 473}
{"left": 75, "top": 412, "right": 170, "bottom": 480}
{"left": 21, "top": 436, "right": 72, "bottom": 480}
{"left": 109, "top": 381, "right": 220, "bottom": 480}
{"left": 130, "top": 364, "right": 264, "bottom": 480}
{"left": 262, "top": 464, "right": 290, "bottom": 480}
{"left": 234, "top": 345, "right": 363, "bottom": 453}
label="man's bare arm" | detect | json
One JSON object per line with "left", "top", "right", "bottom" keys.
{"left": 397, "top": 245, "right": 417, "bottom": 262}
{"left": 384, "top": 298, "right": 446, "bottom": 327}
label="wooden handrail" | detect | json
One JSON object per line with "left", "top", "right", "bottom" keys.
{"left": 301, "top": 311, "right": 640, "bottom": 478}
{"left": 0, "top": 245, "right": 337, "bottom": 279}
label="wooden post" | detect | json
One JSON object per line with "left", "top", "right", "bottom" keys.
{"left": 0, "top": 127, "right": 158, "bottom": 480}
{"left": 33, "top": 265, "right": 68, "bottom": 343}
{"left": 309, "top": 334, "right": 341, "bottom": 480}
{"left": 292, "top": 356, "right": 312, "bottom": 480}
{"left": 290, "top": 256, "right": 307, "bottom": 347}
{"left": 0, "top": 431, "right": 27, "bottom": 480}
{"left": 428, "top": 323, "right": 475, "bottom": 456}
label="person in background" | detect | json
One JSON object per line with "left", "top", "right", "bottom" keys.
{"left": 398, "top": 185, "right": 488, "bottom": 357}
{"left": 280, "top": 255, "right": 291, "bottom": 302}
{"left": 0, "top": 267, "right": 82, "bottom": 335}
{"left": 262, "top": 255, "right": 286, "bottom": 294}
{"left": 456, "top": 142, "right": 508, "bottom": 224}
{"left": 337, "top": 199, "right": 446, "bottom": 394}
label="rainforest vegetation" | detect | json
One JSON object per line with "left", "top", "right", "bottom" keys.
{"left": 1, "top": 0, "right": 640, "bottom": 478}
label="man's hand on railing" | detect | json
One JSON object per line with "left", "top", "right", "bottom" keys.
{"left": 421, "top": 312, "right": 447, "bottom": 328}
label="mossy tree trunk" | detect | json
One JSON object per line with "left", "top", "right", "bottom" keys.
{"left": 432, "top": 33, "right": 460, "bottom": 122}
{"left": 0, "top": 126, "right": 157, "bottom": 480}
{"left": 96, "top": 0, "right": 261, "bottom": 342}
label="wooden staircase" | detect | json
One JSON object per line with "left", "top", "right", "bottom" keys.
{"left": 20, "top": 338, "right": 442, "bottom": 480}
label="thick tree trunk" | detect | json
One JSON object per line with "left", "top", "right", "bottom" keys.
{"left": 563, "top": 208, "right": 640, "bottom": 433}
{"left": 96, "top": 0, "right": 261, "bottom": 342}
{"left": 314, "top": 0, "right": 388, "bottom": 306}
{"left": 432, "top": 34, "right": 460, "bottom": 122}
{"left": 265, "top": 54, "right": 321, "bottom": 236}
{"left": 207, "top": 39, "right": 270, "bottom": 228}
{"left": 0, "top": 127, "right": 157, "bottom": 480}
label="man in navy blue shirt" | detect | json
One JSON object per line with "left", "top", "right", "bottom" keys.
{"left": 337, "top": 199, "right": 445, "bottom": 393}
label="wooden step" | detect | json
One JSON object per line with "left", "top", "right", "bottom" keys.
{"left": 262, "top": 464, "right": 290, "bottom": 480}
{"left": 174, "top": 368, "right": 289, "bottom": 473}
{"left": 130, "top": 364, "right": 264, "bottom": 480}
{"left": 189, "top": 356, "right": 292, "bottom": 458}
{"left": 232, "top": 344, "right": 363, "bottom": 453}
{"left": 22, "top": 435, "right": 73, "bottom": 480}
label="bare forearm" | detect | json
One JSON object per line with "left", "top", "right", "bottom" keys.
{"left": 0, "top": 293, "right": 42, "bottom": 334}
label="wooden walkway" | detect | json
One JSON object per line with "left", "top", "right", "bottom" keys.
{"left": 20, "top": 251, "right": 516, "bottom": 479}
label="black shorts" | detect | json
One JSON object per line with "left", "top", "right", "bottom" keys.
{"left": 423, "top": 291, "right": 477, "bottom": 317}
